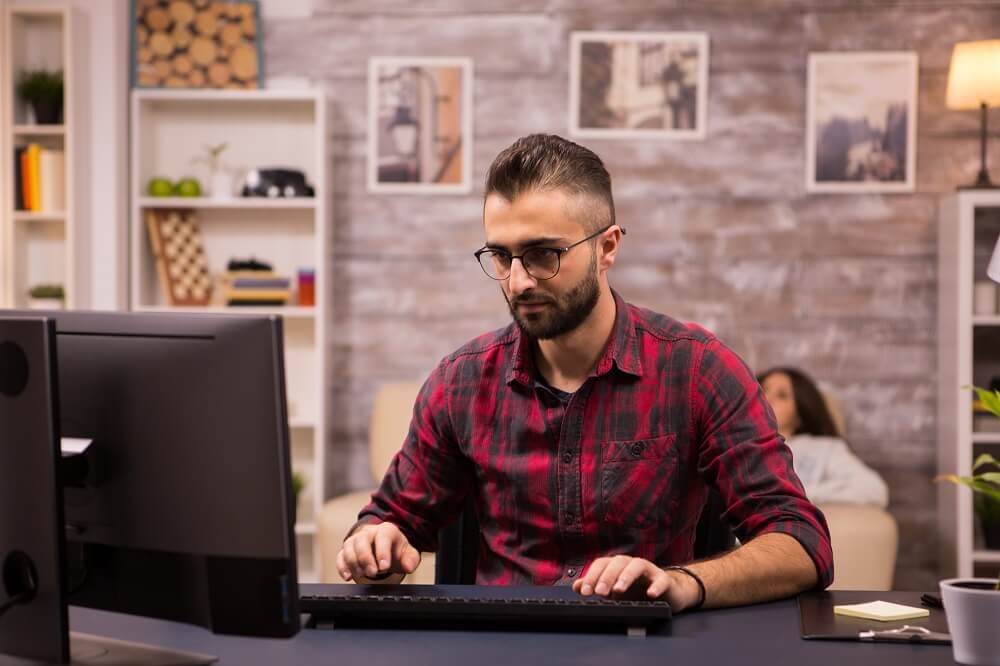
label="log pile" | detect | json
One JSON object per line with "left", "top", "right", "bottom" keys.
{"left": 135, "top": 0, "right": 259, "bottom": 89}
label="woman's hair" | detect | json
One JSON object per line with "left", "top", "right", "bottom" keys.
{"left": 756, "top": 366, "right": 841, "bottom": 438}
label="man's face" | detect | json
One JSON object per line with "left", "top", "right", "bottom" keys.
{"left": 482, "top": 189, "right": 602, "bottom": 340}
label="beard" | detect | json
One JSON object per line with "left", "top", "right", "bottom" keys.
{"left": 504, "top": 258, "right": 601, "bottom": 340}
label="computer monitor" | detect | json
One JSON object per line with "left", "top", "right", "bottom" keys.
{"left": 0, "top": 310, "right": 299, "bottom": 663}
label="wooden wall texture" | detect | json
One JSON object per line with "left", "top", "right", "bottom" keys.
{"left": 265, "top": 0, "right": 1000, "bottom": 589}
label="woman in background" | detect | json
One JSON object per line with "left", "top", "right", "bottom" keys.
{"left": 757, "top": 366, "right": 889, "bottom": 508}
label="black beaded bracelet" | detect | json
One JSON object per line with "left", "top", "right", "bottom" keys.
{"left": 665, "top": 565, "right": 706, "bottom": 610}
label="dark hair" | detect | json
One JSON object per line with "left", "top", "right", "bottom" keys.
{"left": 756, "top": 366, "right": 841, "bottom": 438}
{"left": 484, "top": 134, "right": 615, "bottom": 234}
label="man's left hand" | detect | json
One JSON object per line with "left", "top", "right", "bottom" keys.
{"left": 571, "top": 555, "right": 701, "bottom": 611}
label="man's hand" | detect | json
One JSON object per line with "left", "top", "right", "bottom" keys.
{"left": 572, "top": 555, "right": 701, "bottom": 611}
{"left": 336, "top": 522, "right": 421, "bottom": 583}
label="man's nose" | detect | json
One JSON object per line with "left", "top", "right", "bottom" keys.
{"left": 507, "top": 257, "right": 537, "bottom": 296}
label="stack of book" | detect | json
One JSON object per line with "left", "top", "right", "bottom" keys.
{"left": 222, "top": 271, "right": 291, "bottom": 306}
{"left": 14, "top": 143, "right": 65, "bottom": 212}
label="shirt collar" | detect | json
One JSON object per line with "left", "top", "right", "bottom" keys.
{"left": 506, "top": 288, "right": 643, "bottom": 387}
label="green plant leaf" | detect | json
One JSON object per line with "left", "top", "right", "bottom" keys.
{"left": 970, "top": 385, "right": 1000, "bottom": 418}
{"left": 973, "top": 453, "right": 1000, "bottom": 472}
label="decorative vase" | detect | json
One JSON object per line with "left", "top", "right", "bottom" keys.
{"left": 210, "top": 170, "right": 235, "bottom": 199}
{"left": 30, "top": 98, "right": 62, "bottom": 125}
{"left": 940, "top": 578, "right": 1000, "bottom": 665}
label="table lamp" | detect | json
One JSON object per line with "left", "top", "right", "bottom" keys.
{"left": 946, "top": 39, "right": 1000, "bottom": 189}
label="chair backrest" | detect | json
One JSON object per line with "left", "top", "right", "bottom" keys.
{"left": 435, "top": 491, "right": 735, "bottom": 584}
{"left": 368, "top": 382, "right": 422, "bottom": 483}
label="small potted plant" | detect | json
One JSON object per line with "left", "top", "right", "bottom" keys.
{"left": 16, "top": 69, "right": 63, "bottom": 125}
{"left": 193, "top": 142, "right": 233, "bottom": 199}
{"left": 27, "top": 283, "right": 65, "bottom": 309}
{"left": 936, "top": 385, "right": 1000, "bottom": 665}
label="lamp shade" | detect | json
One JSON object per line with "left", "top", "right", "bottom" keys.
{"left": 946, "top": 40, "right": 1000, "bottom": 110}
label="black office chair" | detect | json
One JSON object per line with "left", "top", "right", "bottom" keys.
{"left": 434, "top": 490, "right": 735, "bottom": 584}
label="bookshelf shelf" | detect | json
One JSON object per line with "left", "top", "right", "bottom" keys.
{"left": 131, "top": 89, "right": 329, "bottom": 583}
{"left": 2, "top": 4, "right": 75, "bottom": 308}
{"left": 12, "top": 124, "right": 64, "bottom": 136}
{"left": 136, "top": 196, "right": 316, "bottom": 210}
{"left": 135, "top": 304, "right": 316, "bottom": 318}
{"left": 973, "top": 550, "right": 1000, "bottom": 563}
{"left": 13, "top": 211, "right": 65, "bottom": 222}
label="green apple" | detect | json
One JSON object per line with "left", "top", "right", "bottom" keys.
{"left": 147, "top": 177, "right": 174, "bottom": 197}
{"left": 174, "top": 177, "right": 202, "bottom": 197}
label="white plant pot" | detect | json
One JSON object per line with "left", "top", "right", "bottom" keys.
{"left": 27, "top": 297, "right": 64, "bottom": 310}
{"left": 210, "top": 170, "right": 235, "bottom": 199}
{"left": 940, "top": 578, "right": 1000, "bottom": 665}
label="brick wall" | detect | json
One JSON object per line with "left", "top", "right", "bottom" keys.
{"left": 266, "top": 0, "right": 1000, "bottom": 589}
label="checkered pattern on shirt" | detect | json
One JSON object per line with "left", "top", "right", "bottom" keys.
{"left": 357, "top": 290, "right": 834, "bottom": 588}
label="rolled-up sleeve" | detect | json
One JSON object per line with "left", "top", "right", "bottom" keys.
{"left": 692, "top": 340, "right": 834, "bottom": 589}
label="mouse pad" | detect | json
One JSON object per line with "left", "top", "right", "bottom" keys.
{"left": 798, "top": 590, "right": 949, "bottom": 639}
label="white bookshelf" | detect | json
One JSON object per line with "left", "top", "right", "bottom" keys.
{"left": 130, "top": 88, "right": 329, "bottom": 582}
{"left": 938, "top": 190, "right": 1000, "bottom": 579}
{"left": 2, "top": 3, "right": 76, "bottom": 308}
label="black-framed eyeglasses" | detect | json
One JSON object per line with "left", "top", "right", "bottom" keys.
{"left": 474, "top": 224, "right": 625, "bottom": 281}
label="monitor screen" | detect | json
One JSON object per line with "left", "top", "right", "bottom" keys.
{"left": 22, "top": 310, "right": 299, "bottom": 638}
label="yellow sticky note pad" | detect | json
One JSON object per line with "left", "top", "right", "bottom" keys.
{"left": 833, "top": 600, "right": 930, "bottom": 622}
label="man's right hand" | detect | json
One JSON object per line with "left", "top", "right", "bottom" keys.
{"left": 336, "top": 522, "right": 421, "bottom": 583}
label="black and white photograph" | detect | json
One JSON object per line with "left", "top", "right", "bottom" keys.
{"left": 806, "top": 52, "right": 918, "bottom": 192}
{"left": 569, "top": 31, "right": 709, "bottom": 139}
{"left": 367, "top": 57, "right": 473, "bottom": 193}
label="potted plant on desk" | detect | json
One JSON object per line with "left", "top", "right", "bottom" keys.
{"left": 937, "top": 385, "right": 1000, "bottom": 665}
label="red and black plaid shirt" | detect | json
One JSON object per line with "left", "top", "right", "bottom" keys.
{"left": 358, "top": 290, "right": 834, "bottom": 588}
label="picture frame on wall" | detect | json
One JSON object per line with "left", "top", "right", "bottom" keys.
{"left": 368, "top": 57, "right": 474, "bottom": 194}
{"left": 569, "top": 31, "right": 709, "bottom": 140}
{"left": 806, "top": 51, "right": 918, "bottom": 193}
{"left": 130, "top": 0, "right": 264, "bottom": 89}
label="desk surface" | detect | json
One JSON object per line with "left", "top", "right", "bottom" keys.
{"left": 70, "top": 590, "right": 955, "bottom": 666}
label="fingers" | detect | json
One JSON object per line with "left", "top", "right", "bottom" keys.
{"left": 593, "top": 555, "right": 632, "bottom": 596}
{"left": 573, "top": 556, "right": 667, "bottom": 600}
{"left": 395, "top": 536, "right": 422, "bottom": 574}
{"left": 373, "top": 525, "right": 395, "bottom": 573}
{"left": 611, "top": 558, "right": 650, "bottom": 596}
{"left": 574, "top": 556, "right": 632, "bottom": 596}
{"left": 336, "top": 548, "right": 352, "bottom": 581}
{"left": 336, "top": 523, "right": 416, "bottom": 582}
{"left": 352, "top": 530, "right": 379, "bottom": 578}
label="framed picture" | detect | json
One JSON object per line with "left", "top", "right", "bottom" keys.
{"left": 368, "top": 57, "right": 474, "bottom": 194}
{"left": 569, "top": 31, "right": 709, "bottom": 140}
{"left": 806, "top": 52, "right": 918, "bottom": 193}
{"left": 131, "top": 0, "right": 264, "bottom": 89}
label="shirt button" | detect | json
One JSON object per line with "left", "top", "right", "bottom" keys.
{"left": 562, "top": 451, "right": 573, "bottom": 464}
{"left": 630, "top": 443, "right": 645, "bottom": 457}
{"left": 567, "top": 568, "right": 577, "bottom": 578}
{"left": 566, "top": 513, "right": 575, "bottom": 523}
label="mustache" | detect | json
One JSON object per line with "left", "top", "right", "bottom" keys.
{"left": 510, "top": 293, "right": 556, "bottom": 307}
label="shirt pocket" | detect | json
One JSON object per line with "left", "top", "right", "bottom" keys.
{"left": 600, "top": 433, "right": 679, "bottom": 530}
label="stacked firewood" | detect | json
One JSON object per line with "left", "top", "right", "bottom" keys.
{"left": 135, "top": 0, "right": 259, "bottom": 89}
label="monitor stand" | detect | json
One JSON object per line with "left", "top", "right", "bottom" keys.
{"left": 0, "top": 317, "right": 216, "bottom": 666}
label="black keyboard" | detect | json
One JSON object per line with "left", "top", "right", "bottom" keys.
{"left": 299, "top": 584, "right": 672, "bottom": 635}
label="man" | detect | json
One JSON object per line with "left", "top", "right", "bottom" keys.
{"left": 337, "top": 134, "right": 832, "bottom": 613}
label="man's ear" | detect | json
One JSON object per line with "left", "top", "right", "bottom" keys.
{"left": 597, "top": 226, "right": 623, "bottom": 271}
